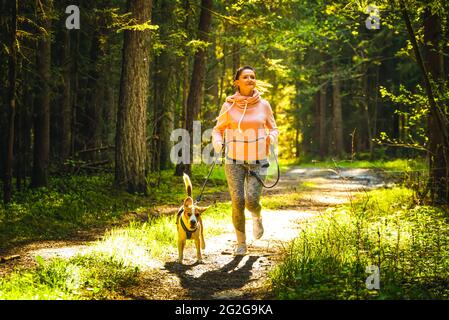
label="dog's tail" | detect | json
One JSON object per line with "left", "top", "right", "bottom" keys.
{"left": 183, "top": 173, "right": 192, "bottom": 197}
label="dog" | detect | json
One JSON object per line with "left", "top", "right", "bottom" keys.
{"left": 176, "top": 173, "right": 209, "bottom": 264}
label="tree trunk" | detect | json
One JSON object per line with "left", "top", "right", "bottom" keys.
{"left": 232, "top": 42, "right": 240, "bottom": 72}
{"left": 400, "top": 0, "right": 449, "bottom": 204}
{"left": 183, "top": 0, "right": 213, "bottom": 176}
{"left": 72, "top": 30, "right": 80, "bottom": 155}
{"left": 4, "top": 0, "right": 17, "bottom": 203}
{"left": 204, "top": 34, "right": 219, "bottom": 121}
{"left": 294, "top": 80, "right": 301, "bottom": 158}
{"left": 151, "top": 0, "right": 175, "bottom": 172}
{"left": 422, "top": 6, "right": 448, "bottom": 204}
{"left": 372, "top": 65, "right": 379, "bottom": 157}
{"left": 312, "top": 89, "right": 320, "bottom": 156}
{"left": 31, "top": 0, "right": 52, "bottom": 188}
{"left": 218, "top": 41, "right": 226, "bottom": 110}
{"left": 362, "top": 65, "right": 373, "bottom": 158}
{"left": 115, "top": 0, "right": 152, "bottom": 194}
{"left": 319, "top": 83, "right": 327, "bottom": 158}
{"left": 61, "top": 29, "right": 72, "bottom": 161}
{"left": 85, "top": 32, "right": 104, "bottom": 162}
{"left": 21, "top": 68, "right": 34, "bottom": 189}
{"left": 174, "top": 0, "right": 191, "bottom": 177}
{"left": 332, "top": 64, "right": 344, "bottom": 158}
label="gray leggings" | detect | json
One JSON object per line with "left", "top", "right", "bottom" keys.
{"left": 225, "top": 163, "right": 264, "bottom": 233}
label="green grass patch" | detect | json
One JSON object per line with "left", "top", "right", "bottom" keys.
{"left": 270, "top": 187, "right": 449, "bottom": 299}
{"left": 0, "top": 253, "right": 138, "bottom": 300}
{"left": 261, "top": 192, "right": 307, "bottom": 210}
{"left": 0, "top": 174, "right": 141, "bottom": 248}
{"left": 90, "top": 201, "right": 232, "bottom": 263}
{"left": 300, "top": 181, "right": 317, "bottom": 189}
{"left": 0, "top": 202, "right": 233, "bottom": 300}
{"left": 298, "top": 158, "right": 427, "bottom": 172}
{"left": 0, "top": 165, "right": 229, "bottom": 251}
{"left": 0, "top": 180, "right": 233, "bottom": 300}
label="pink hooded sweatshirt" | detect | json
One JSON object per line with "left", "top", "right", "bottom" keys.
{"left": 212, "top": 89, "right": 279, "bottom": 162}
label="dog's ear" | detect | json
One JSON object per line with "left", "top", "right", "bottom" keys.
{"left": 195, "top": 205, "right": 210, "bottom": 214}
{"left": 183, "top": 197, "right": 193, "bottom": 208}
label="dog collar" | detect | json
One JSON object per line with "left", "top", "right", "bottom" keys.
{"left": 178, "top": 214, "right": 197, "bottom": 240}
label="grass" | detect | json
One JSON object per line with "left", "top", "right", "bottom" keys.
{"left": 0, "top": 164, "right": 234, "bottom": 300}
{"left": 0, "top": 175, "right": 148, "bottom": 249}
{"left": 0, "top": 253, "right": 139, "bottom": 300}
{"left": 2, "top": 157, "right": 438, "bottom": 300}
{"left": 0, "top": 201, "right": 234, "bottom": 300}
{"left": 269, "top": 187, "right": 449, "bottom": 299}
{"left": 89, "top": 201, "right": 232, "bottom": 264}
{"left": 0, "top": 164, "right": 230, "bottom": 251}
{"left": 296, "top": 158, "right": 427, "bottom": 172}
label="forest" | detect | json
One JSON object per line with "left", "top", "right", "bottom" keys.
{"left": 0, "top": 0, "right": 448, "bottom": 301}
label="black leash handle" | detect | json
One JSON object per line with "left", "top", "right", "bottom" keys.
{"left": 248, "top": 143, "right": 280, "bottom": 189}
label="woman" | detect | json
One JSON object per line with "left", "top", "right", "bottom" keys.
{"left": 212, "top": 65, "right": 279, "bottom": 255}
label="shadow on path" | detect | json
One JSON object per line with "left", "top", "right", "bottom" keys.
{"left": 164, "top": 255, "right": 260, "bottom": 299}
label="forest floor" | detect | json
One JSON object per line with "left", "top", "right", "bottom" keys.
{"left": 0, "top": 166, "right": 388, "bottom": 299}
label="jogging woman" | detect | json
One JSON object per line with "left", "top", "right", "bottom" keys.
{"left": 212, "top": 65, "right": 279, "bottom": 255}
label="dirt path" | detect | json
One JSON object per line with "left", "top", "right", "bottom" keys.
{"left": 0, "top": 166, "right": 386, "bottom": 299}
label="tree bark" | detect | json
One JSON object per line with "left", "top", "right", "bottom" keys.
{"left": 319, "top": 83, "right": 327, "bottom": 158}
{"left": 174, "top": 0, "right": 191, "bottom": 177}
{"left": 85, "top": 32, "right": 104, "bottom": 162}
{"left": 294, "top": 80, "right": 301, "bottom": 158}
{"left": 31, "top": 0, "right": 52, "bottom": 188}
{"left": 332, "top": 64, "right": 344, "bottom": 158}
{"left": 61, "top": 29, "right": 72, "bottom": 161}
{"left": 232, "top": 42, "right": 240, "bottom": 72}
{"left": 400, "top": 0, "right": 449, "bottom": 204}
{"left": 309, "top": 90, "right": 321, "bottom": 155}
{"left": 422, "top": 6, "right": 448, "bottom": 204}
{"left": 362, "top": 65, "right": 373, "bottom": 157}
{"left": 151, "top": 0, "right": 175, "bottom": 172}
{"left": 115, "top": 0, "right": 152, "bottom": 194}
{"left": 183, "top": 0, "right": 213, "bottom": 176}
{"left": 4, "top": 0, "right": 17, "bottom": 203}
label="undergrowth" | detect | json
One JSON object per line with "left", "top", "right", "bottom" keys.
{"left": 270, "top": 187, "right": 449, "bottom": 299}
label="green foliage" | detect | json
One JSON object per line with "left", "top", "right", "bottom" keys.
{"left": 270, "top": 187, "right": 449, "bottom": 299}
{"left": 298, "top": 157, "right": 427, "bottom": 172}
{"left": 377, "top": 85, "right": 429, "bottom": 150}
{"left": 0, "top": 175, "right": 143, "bottom": 248}
{"left": 0, "top": 165, "right": 229, "bottom": 251}
{"left": 0, "top": 254, "right": 138, "bottom": 300}
{"left": 0, "top": 166, "right": 232, "bottom": 300}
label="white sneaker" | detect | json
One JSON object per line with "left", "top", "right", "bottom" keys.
{"left": 234, "top": 243, "right": 247, "bottom": 256}
{"left": 253, "top": 216, "right": 264, "bottom": 239}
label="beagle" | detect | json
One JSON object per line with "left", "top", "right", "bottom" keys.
{"left": 176, "top": 173, "right": 209, "bottom": 264}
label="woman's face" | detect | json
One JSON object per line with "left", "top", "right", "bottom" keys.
{"left": 235, "top": 69, "right": 256, "bottom": 94}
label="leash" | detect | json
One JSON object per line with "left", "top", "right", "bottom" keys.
{"left": 193, "top": 137, "right": 281, "bottom": 205}
{"left": 248, "top": 143, "right": 280, "bottom": 189}
{"left": 223, "top": 138, "right": 281, "bottom": 189}
{"left": 194, "top": 155, "right": 219, "bottom": 205}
